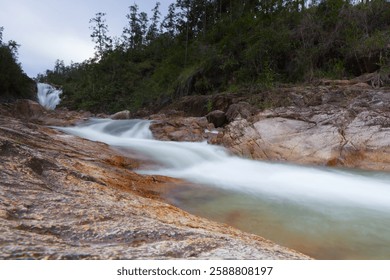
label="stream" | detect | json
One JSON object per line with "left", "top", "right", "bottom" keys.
{"left": 56, "top": 118, "right": 390, "bottom": 259}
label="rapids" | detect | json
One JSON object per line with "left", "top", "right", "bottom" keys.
{"left": 56, "top": 118, "right": 390, "bottom": 259}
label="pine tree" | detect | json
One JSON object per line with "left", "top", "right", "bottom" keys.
{"left": 161, "top": 3, "right": 178, "bottom": 37}
{"left": 89, "top": 12, "right": 112, "bottom": 58}
{"left": 0, "top": 26, "right": 3, "bottom": 45}
{"left": 139, "top": 12, "right": 149, "bottom": 46}
{"left": 176, "top": 0, "right": 192, "bottom": 66}
{"left": 123, "top": 4, "right": 143, "bottom": 49}
{"left": 0, "top": 26, "right": 32, "bottom": 100}
{"left": 147, "top": 2, "right": 161, "bottom": 43}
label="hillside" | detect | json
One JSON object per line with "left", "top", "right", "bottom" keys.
{"left": 36, "top": 0, "right": 390, "bottom": 114}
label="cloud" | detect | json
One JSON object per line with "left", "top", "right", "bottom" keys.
{"left": 27, "top": 32, "right": 94, "bottom": 65}
{"left": 20, "top": 33, "right": 95, "bottom": 76}
{"left": 0, "top": 0, "right": 174, "bottom": 77}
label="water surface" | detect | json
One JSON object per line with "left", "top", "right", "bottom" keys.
{"left": 57, "top": 118, "right": 390, "bottom": 259}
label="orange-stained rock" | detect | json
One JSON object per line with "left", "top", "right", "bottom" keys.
{"left": 0, "top": 112, "right": 308, "bottom": 260}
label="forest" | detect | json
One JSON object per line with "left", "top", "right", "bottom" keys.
{"left": 11, "top": 0, "right": 390, "bottom": 113}
{"left": 0, "top": 27, "right": 33, "bottom": 102}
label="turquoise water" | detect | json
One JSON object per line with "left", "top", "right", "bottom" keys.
{"left": 164, "top": 182, "right": 390, "bottom": 260}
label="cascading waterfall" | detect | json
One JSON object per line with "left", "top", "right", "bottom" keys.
{"left": 56, "top": 118, "right": 390, "bottom": 259}
{"left": 37, "top": 83, "right": 62, "bottom": 110}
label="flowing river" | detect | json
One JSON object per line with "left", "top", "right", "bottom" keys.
{"left": 56, "top": 118, "right": 390, "bottom": 259}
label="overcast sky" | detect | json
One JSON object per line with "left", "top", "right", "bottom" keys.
{"left": 0, "top": 0, "right": 175, "bottom": 78}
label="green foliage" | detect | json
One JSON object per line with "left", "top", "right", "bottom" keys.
{"left": 0, "top": 27, "right": 33, "bottom": 102}
{"left": 36, "top": 0, "right": 390, "bottom": 113}
{"left": 205, "top": 99, "right": 213, "bottom": 113}
{"left": 89, "top": 12, "right": 112, "bottom": 58}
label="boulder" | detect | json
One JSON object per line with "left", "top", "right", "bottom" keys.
{"left": 219, "top": 86, "right": 390, "bottom": 171}
{"left": 14, "top": 99, "right": 45, "bottom": 120}
{"left": 111, "top": 110, "right": 131, "bottom": 120}
{"left": 150, "top": 116, "right": 217, "bottom": 142}
{"left": 226, "top": 101, "right": 255, "bottom": 122}
{"left": 0, "top": 101, "right": 94, "bottom": 126}
{"left": 206, "top": 110, "right": 227, "bottom": 128}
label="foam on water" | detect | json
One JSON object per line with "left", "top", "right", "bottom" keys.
{"left": 57, "top": 118, "right": 390, "bottom": 213}
{"left": 56, "top": 118, "right": 390, "bottom": 258}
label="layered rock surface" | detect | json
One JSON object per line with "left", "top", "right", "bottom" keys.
{"left": 0, "top": 103, "right": 308, "bottom": 259}
{"left": 148, "top": 82, "right": 390, "bottom": 171}
{"left": 149, "top": 115, "right": 220, "bottom": 142}
{"left": 220, "top": 83, "right": 390, "bottom": 171}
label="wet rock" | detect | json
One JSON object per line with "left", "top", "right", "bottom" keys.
{"left": 150, "top": 116, "right": 219, "bottom": 142}
{"left": 111, "top": 110, "right": 131, "bottom": 120}
{"left": 206, "top": 110, "right": 227, "bottom": 128}
{"left": 226, "top": 101, "right": 255, "bottom": 122}
{"left": 220, "top": 86, "right": 390, "bottom": 171}
{"left": 27, "top": 157, "right": 58, "bottom": 176}
{"left": 1, "top": 102, "right": 93, "bottom": 126}
{"left": 0, "top": 114, "right": 307, "bottom": 260}
{"left": 14, "top": 99, "right": 45, "bottom": 120}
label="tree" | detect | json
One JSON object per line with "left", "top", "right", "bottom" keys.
{"left": 176, "top": 0, "right": 192, "bottom": 66}
{"left": 54, "top": 59, "right": 66, "bottom": 74}
{"left": 123, "top": 4, "right": 144, "bottom": 49}
{"left": 7, "top": 40, "right": 20, "bottom": 60}
{"left": 161, "top": 3, "right": 178, "bottom": 37}
{"left": 89, "top": 12, "right": 112, "bottom": 58}
{"left": 147, "top": 2, "right": 161, "bottom": 43}
{"left": 0, "top": 26, "right": 33, "bottom": 101}
{"left": 139, "top": 12, "right": 149, "bottom": 46}
{"left": 0, "top": 26, "right": 3, "bottom": 45}
{"left": 36, "top": 0, "right": 390, "bottom": 113}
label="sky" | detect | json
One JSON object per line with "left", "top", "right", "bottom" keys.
{"left": 0, "top": 0, "right": 175, "bottom": 78}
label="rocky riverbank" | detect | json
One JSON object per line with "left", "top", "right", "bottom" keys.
{"left": 2, "top": 79, "right": 389, "bottom": 259}
{"left": 151, "top": 80, "right": 390, "bottom": 172}
{"left": 220, "top": 82, "right": 390, "bottom": 171}
{"left": 0, "top": 101, "right": 308, "bottom": 259}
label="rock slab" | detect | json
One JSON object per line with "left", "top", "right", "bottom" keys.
{"left": 220, "top": 85, "right": 390, "bottom": 171}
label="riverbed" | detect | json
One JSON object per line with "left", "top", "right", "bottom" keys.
{"left": 57, "top": 118, "right": 390, "bottom": 259}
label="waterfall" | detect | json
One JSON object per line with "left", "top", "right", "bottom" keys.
{"left": 37, "top": 83, "right": 62, "bottom": 110}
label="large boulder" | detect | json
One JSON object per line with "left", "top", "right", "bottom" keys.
{"left": 0, "top": 100, "right": 94, "bottom": 126}
{"left": 226, "top": 101, "right": 255, "bottom": 122}
{"left": 206, "top": 110, "right": 227, "bottom": 128}
{"left": 150, "top": 116, "right": 218, "bottom": 142}
{"left": 14, "top": 99, "right": 46, "bottom": 120}
{"left": 219, "top": 87, "right": 390, "bottom": 171}
{"left": 111, "top": 110, "right": 131, "bottom": 120}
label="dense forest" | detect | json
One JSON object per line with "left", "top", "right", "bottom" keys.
{"left": 0, "top": 27, "right": 33, "bottom": 102}
{"left": 36, "top": 0, "right": 390, "bottom": 113}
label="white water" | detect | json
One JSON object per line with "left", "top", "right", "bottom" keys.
{"left": 37, "top": 83, "right": 62, "bottom": 110}
{"left": 57, "top": 118, "right": 390, "bottom": 212}
{"left": 57, "top": 118, "right": 390, "bottom": 258}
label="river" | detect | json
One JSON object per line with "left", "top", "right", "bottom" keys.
{"left": 56, "top": 118, "right": 390, "bottom": 259}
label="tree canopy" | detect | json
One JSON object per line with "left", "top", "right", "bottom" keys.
{"left": 38, "top": 0, "right": 390, "bottom": 113}
{"left": 0, "top": 27, "right": 33, "bottom": 102}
